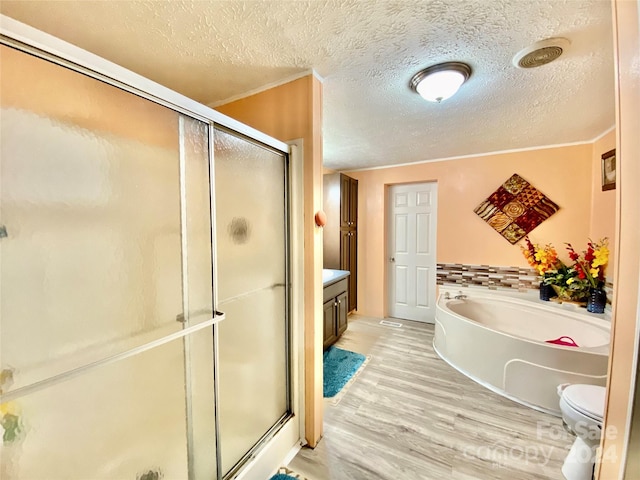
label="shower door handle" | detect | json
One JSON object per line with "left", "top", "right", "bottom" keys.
{"left": 176, "top": 309, "right": 226, "bottom": 323}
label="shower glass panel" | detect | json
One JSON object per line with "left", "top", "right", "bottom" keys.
{"left": 181, "top": 116, "right": 215, "bottom": 327}
{"left": 0, "top": 329, "right": 212, "bottom": 480}
{"left": 0, "top": 43, "right": 217, "bottom": 478}
{"left": 0, "top": 45, "right": 212, "bottom": 393}
{"left": 214, "top": 128, "right": 289, "bottom": 476}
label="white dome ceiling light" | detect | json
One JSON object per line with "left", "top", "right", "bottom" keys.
{"left": 512, "top": 37, "right": 571, "bottom": 69}
{"left": 410, "top": 62, "right": 472, "bottom": 103}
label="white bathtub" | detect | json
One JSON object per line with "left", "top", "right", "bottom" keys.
{"left": 433, "top": 289, "right": 610, "bottom": 416}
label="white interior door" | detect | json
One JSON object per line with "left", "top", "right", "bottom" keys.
{"left": 387, "top": 182, "right": 438, "bottom": 323}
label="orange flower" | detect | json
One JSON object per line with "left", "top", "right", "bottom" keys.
{"left": 520, "top": 236, "right": 561, "bottom": 275}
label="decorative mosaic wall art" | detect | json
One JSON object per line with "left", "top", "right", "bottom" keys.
{"left": 474, "top": 173, "right": 559, "bottom": 244}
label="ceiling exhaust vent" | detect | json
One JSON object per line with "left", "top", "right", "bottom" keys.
{"left": 513, "top": 37, "right": 571, "bottom": 69}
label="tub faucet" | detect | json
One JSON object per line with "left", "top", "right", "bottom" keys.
{"left": 454, "top": 291, "right": 467, "bottom": 300}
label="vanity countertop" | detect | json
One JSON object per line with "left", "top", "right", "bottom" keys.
{"left": 322, "top": 269, "right": 350, "bottom": 287}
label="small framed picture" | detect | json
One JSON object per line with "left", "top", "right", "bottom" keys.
{"left": 601, "top": 149, "right": 616, "bottom": 191}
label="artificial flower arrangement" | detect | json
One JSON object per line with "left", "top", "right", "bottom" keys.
{"left": 566, "top": 238, "right": 610, "bottom": 289}
{"left": 521, "top": 237, "right": 561, "bottom": 276}
{"left": 521, "top": 237, "right": 584, "bottom": 300}
{"left": 521, "top": 236, "right": 610, "bottom": 305}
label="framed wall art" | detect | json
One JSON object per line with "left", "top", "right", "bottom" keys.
{"left": 602, "top": 148, "right": 616, "bottom": 191}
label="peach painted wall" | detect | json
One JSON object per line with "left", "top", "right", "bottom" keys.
{"left": 347, "top": 144, "right": 593, "bottom": 318}
{"left": 0, "top": 45, "right": 177, "bottom": 149}
{"left": 216, "top": 75, "right": 325, "bottom": 447}
{"left": 590, "top": 129, "right": 617, "bottom": 278}
{"left": 597, "top": 0, "right": 640, "bottom": 478}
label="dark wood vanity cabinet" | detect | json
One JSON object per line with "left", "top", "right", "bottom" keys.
{"left": 324, "top": 173, "right": 358, "bottom": 312}
{"left": 323, "top": 277, "right": 348, "bottom": 350}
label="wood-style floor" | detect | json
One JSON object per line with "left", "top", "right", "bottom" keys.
{"left": 287, "top": 315, "right": 574, "bottom": 480}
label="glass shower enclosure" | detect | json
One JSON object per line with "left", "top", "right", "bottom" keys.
{"left": 0, "top": 18, "right": 292, "bottom": 480}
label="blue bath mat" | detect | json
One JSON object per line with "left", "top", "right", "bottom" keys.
{"left": 269, "top": 468, "right": 306, "bottom": 480}
{"left": 323, "top": 346, "right": 366, "bottom": 397}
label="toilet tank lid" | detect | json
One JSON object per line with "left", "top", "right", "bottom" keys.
{"left": 564, "top": 384, "right": 606, "bottom": 419}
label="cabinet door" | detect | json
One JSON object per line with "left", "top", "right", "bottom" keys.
{"left": 336, "top": 291, "right": 348, "bottom": 336}
{"left": 340, "top": 230, "right": 350, "bottom": 272}
{"left": 348, "top": 231, "right": 358, "bottom": 312}
{"left": 323, "top": 298, "right": 337, "bottom": 350}
{"left": 349, "top": 177, "right": 358, "bottom": 227}
{"left": 340, "top": 174, "right": 351, "bottom": 228}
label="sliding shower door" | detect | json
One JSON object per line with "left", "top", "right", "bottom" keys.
{"left": 213, "top": 127, "right": 291, "bottom": 477}
{"left": 0, "top": 28, "right": 293, "bottom": 480}
{"left": 0, "top": 44, "right": 217, "bottom": 479}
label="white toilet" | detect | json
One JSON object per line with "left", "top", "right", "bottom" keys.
{"left": 558, "top": 384, "right": 606, "bottom": 480}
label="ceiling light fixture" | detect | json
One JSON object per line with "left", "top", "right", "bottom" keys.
{"left": 410, "top": 62, "right": 472, "bottom": 103}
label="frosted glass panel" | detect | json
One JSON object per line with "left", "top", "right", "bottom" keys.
{"left": 0, "top": 45, "right": 188, "bottom": 391}
{"left": 214, "top": 129, "right": 288, "bottom": 475}
{"left": 182, "top": 117, "right": 214, "bottom": 327}
{"left": 0, "top": 336, "right": 190, "bottom": 480}
{"left": 188, "top": 327, "right": 218, "bottom": 479}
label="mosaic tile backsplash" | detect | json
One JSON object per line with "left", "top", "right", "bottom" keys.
{"left": 474, "top": 174, "right": 560, "bottom": 244}
{"left": 437, "top": 263, "right": 614, "bottom": 304}
{"left": 437, "top": 263, "right": 540, "bottom": 290}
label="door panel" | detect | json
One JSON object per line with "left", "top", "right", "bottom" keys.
{"left": 213, "top": 128, "right": 289, "bottom": 476}
{"left": 348, "top": 231, "right": 357, "bottom": 311}
{"left": 416, "top": 267, "right": 430, "bottom": 308}
{"left": 323, "top": 299, "right": 336, "bottom": 350}
{"left": 416, "top": 213, "right": 431, "bottom": 254}
{"left": 388, "top": 183, "right": 437, "bottom": 322}
{"left": 0, "top": 38, "right": 297, "bottom": 480}
{"left": 339, "top": 230, "right": 357, "bottom": 312}
{"left": 394, "top": 265, "right": 408, "bottom": 305}
{"left": 340, "top": 174, "right": 350, "bottom": 228}
{"left": 340, "top": 230, "right": 350, "bottom": 271}
{"left": 0, "top": 336, "right": 191, "bottom": 480}
{"left": 0, "top": 48, "right": 216, "bottom": 480}
{"left": 0, "top": 45, "right": 192, "bottom": 389}
{"left": 349, "top": 178, "right": 358, "bottom": 226}
{"left": 336, "top": 291, "right": 348, "bottom": 336}
{"left": 395, "top": 214, "right": 408, "bottom": 253}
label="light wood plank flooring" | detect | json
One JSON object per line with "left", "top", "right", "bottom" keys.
{"left": 288, "top": 315, "right": 574, "bottom": 480}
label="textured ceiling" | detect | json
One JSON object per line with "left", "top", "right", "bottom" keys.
{"left": 0, "top": 1, "right": 615, "bottom": 170}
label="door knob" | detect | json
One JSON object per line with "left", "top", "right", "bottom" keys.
{"left": 390, "top": 257, "right": 395, "bottom": 262}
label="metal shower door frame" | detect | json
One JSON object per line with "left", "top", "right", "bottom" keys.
{"left": 0, "top": 14, "right": 294, "bottom": 480}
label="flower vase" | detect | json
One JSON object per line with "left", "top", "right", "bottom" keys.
{"left": 587, "top": 282, "right": 607, "bottom": 314}
{"left": 551, "top": 284, "right": 588, "bottom": 304}
{"left": 551, "top": 285, "right": 572, "bottom": 301}
{"left": 539, "top": 283, "right": 555, "bottom": 301}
